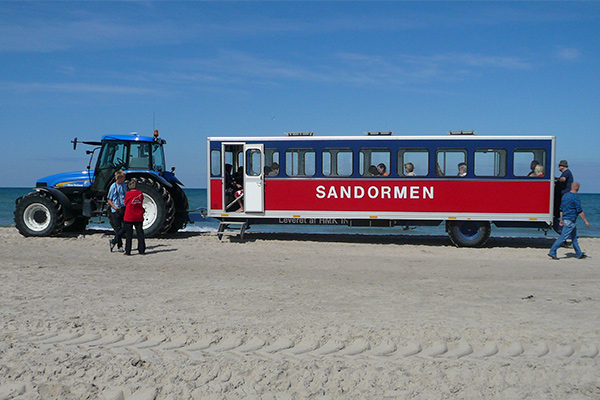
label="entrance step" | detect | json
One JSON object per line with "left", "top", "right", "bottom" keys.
{"left": 216, "top": 221, "right": 247, "bottom": 241}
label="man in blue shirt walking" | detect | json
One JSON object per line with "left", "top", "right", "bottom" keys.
{"left": 548, "top": 182, "right": 591, "bottom": 260}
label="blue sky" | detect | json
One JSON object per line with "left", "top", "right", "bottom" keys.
{"left": 1, "top": 1, "right": 599, "bottom": 191}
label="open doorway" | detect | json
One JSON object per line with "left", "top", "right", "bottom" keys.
{"left": 223, "top": 143, "right": 244, "bottom": 212}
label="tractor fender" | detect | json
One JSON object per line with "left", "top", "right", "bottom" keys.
{"left": 35, "top": 187, "right": 75, "bottom": 221}
{"left": 161, "top": 170, "right": 184, "bottom": 186}
{"left": 126, "top": 172, "right": 173, "bottom": 188}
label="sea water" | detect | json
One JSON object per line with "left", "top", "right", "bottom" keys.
{"left": 2, "top": 188, "right": 599, "bottom": 238}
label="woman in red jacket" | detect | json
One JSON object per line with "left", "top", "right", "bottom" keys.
{"left": 123, "top": 178, "right": 146, "bottom": 255}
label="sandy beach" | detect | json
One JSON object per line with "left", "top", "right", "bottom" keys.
{"left": 1, "top": 226, "right": 599, "bottom": 399}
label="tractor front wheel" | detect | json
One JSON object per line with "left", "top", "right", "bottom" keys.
{"left": 14, "top": 192, "right": 64, "bottom": 237}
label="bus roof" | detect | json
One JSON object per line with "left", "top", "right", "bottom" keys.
{"left": 207, "top": 134, "right": 555, "bottom": 142}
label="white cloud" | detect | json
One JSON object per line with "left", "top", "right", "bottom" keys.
{"left": 555, "top": 47, "right": 581, "bottom": 62}
{"left": 0, "top": 11, "right": 186, "bottom": 53}
{"left": 0, "top": 81, "right": 155, "bottom": 95}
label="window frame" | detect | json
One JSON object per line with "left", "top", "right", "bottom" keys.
{"left": 435, "top": 148, "right": 468, "bottom": 177}
{"left": 397, "top": 148, "right": 429, "bottom": 177}
{"left": 474, "top": 148, "right": 507, "bottom": 178}
{"left": 285, "top": 148, "right": 317, "bottom": 177}
{"left": 513, "top": 148, "right": 547, "bottom": 178}
{"left": 210, "top": 149, "right": 221, "bottom": 177}
{"left": 322, "top": 148, "right": 353, "bottom": 177}
{"left": 359, "top": 148, "right": 391, "bottom": 177}
{"left": 265, "top": 148, "right": 280, "bottom": 177}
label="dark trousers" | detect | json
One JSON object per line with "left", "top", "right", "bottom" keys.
{"left": 124, "top": 221, "right": 146, "bottom": 255}
{"left": 109, "top": 209, "right": 125, "bottom": 248}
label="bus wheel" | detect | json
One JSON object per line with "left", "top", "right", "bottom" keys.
{"left": 447, "top": 221, "right": 491, "bottom": 248}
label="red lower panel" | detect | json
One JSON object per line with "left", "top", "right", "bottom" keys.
{"left": 263, "top": 179, "right": 551, "bottom": 214}
{"left": 210, "top": 179, "right": 223, "bottom": 210}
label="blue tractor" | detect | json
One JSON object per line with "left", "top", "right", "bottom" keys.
{"left": 14, "top": 131, "right": 189, "bottom": 237}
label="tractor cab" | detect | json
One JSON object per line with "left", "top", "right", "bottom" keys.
{"left": 89, "top": 132, "right": 168, "bottom": 196}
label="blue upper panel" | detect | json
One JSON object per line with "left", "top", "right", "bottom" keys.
{"left": 209, "top": 136, "right": 554, "bottom": 179}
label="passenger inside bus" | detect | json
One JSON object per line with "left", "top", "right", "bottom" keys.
{"left": 268, "top": 162, "right": 280, "bottom": 176}
{"left": 225, "top": 165, "right": 244, "bottom": 212}
{"left": 377, "top": 163, "right": 389, "bottom": 176}
{"left": 458, "top": 163, "right": 467, "bottom": 177}
{"left": 435, "top": 163, "right": 443, "bottom": 176}
{"left": 404, "top": 162, "right": 417, "bottom": 176}
{"left": 368, "top": 165, "right": 378, "bottom": 176}
{"left": 233, "top": 167, "right": 244, "bottom": 212}
{"left": 534, "top": 164, "right": 545, "bottom": 177}
{"left": 528, "top": 160, "right": 540, "bottom": 177}
{"left": 224, "top": 163, "right": 235, "bottom": 199}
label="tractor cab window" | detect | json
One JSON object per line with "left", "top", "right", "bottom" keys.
{"left": 98, "top": 141, "right": 127, "bottom": 170}
{"left": 129, "top": 142, "right": 152, "bottom": 170}
{"left": 152, "top": 143, "right": 166, "bottom": 172}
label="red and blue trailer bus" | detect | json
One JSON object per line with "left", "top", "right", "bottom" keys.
{"left": 206, "top": 131, "right": 556, "bottom": 247}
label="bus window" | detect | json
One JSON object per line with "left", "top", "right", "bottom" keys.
{"left": 265, "top": 149, "right": 280, "bottom": 177}
{"left": 286, "top": 149, "right": 316, "bottom": 176}
{"left": 246, "top": 149, "right": 262, "bottom": 177}
{"left": 474, "top": 149, "right": 507, "bottom": 177}
{"left": 323, "top": 149, "right": 353, "bottom": 177}
{"left": 514, "top": 149, "right": 547, "bottom": 177}
{"left": 237, "top": 152, "right": 244, "bottom": 170}
{"left": 436, "top": 149, "right": 467, "bottom": 177}
{"left": 211, "top": 149, "right": 221, "bottom": 176}
{"left": 398, "top": 149, "right": 428, "bottom": 177}
{"left": 360, "top": 149, "right": 390, "bottom": 177}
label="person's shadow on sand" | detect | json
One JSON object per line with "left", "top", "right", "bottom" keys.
{"left": 141, "top": 244, "right": 178, "bottom": 255}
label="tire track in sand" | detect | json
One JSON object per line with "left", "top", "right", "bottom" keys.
{"left": 3, "top": 326, "right": 599, "bottom": 398}
{"left": 11, "top": 326, "right": 600, "bottom": 361}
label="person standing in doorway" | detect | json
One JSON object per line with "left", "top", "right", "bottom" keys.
{"left": 123, "top": 178, "right": 146, "bottom": 256}
{"left": 548, "top": 182, "right": 590, "bottom": 260}
{"left": 556, "top": 160, "right": 574, "bottom": 195}
{"left": 108, "top": 170, "right": 127, "bottom": 252}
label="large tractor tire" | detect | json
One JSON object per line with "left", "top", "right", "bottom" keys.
{"left": 137, "top": 177, "right": 175, "bottom": 237}
{"left": 447, "top": 220, "right": 491, "bottom": 248}
{"left": 14, "top": 191, "right": 65, "bottom": 237}
{"left": 167, "top": 184, "right": 189, "bottom": 233}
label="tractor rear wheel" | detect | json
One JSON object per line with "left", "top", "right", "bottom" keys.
{"left": 136, "top": 177, "right": 175, "bottom": 237}
{"left": 14, "top": 192, "right": 64, "bottom": 237}
{"left": 167, "top": 184, "right": 189, "bottom": 233}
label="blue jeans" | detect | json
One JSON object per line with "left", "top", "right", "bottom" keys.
{"left": 549, "top": 219, "right": 583, "bottom": 258}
